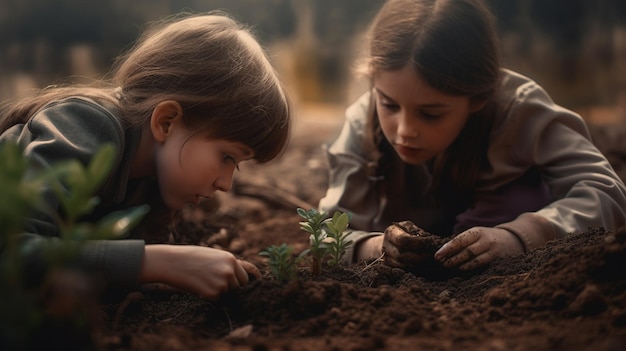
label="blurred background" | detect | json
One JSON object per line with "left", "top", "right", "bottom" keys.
{"left": 1, "top": 0, "right": 626, "bottom": 124}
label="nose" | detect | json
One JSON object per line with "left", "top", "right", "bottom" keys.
{"left": 213, "top": 168, "right": 235, "bottom": 192}
{"left": 396, "top": 111, "right": 418, "bottom": 139}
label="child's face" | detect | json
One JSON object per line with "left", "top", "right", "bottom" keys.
{"left": 373, "top": 65, "right": 475, "bottom": 165}
{"left": 154, "top": 125, "right": 253, "bottom": 210}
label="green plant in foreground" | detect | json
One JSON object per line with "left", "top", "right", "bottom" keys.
{"left": 259, "top": 243, "right": 301, "bottom": 282}
{"left": 47, "top": 143, "right": 150, "bottom": 243}
{"left": 0, "top": 142, "right": 149, "bottom": 351}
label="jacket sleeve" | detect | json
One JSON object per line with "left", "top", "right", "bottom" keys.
{"left": 319, "top": 93, "right": 379, "bottom": 227}
{"left": 318, "top": 92, "right": 385, "bottom": 263}
{"left": 0, "top": 98, "right": 145, "bottom": 290}
{"left": 490, "top": 79, "right": 626, "bottom": 251}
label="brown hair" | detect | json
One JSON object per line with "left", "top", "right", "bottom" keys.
{"left": 361, "top": 0, "right": 501, "bottom": 204}
{"left": 0, "top": 12, "right": 291, "bottom": 163}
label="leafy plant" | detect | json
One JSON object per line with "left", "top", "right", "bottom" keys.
{"left": 323, "top": 211, "right": 353, "bottom": 267}
{"left": 0, "top": 142, "right": 149, "bottom": 351}
{"left": 297, "top": 207, "right": 329, "bottom": 276}
{"left": 259, "top": 208, "right": 353, "bottom": 281}
{"left": 297, "top": 207, "right": 353, "bottom": 276}
{"left": 259, "top": 243, "right": 301, "bottom": 282}
{"left": 48, "top": 143, "right": 149, "bottom": 240}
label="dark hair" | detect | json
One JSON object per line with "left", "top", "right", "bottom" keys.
{"left": 362, "top": 0, "right": 501, "bottom": 204}
{"left": 0, "top": 12, "right": 291, "bottom": 163}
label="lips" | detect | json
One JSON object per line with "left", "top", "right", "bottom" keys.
{"left": 395, "top": 143, "right": 421, "bottom": 155}
{"left": 193, "top": 194, "right": 214, "bottom": 206}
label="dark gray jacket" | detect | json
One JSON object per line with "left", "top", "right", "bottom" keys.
{"left": 0, "top": 97, "right": 147, "bottom": 290}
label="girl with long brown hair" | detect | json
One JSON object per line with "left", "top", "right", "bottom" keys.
{"left": 0, "top": 13, "right": 291, "bottom": 300}
{"left": 319, "top": 0, "right": 626, "bottom": 271}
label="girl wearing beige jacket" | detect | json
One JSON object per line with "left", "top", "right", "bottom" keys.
{"left": 319, "top": 0, "right": 626, "bottom": 271}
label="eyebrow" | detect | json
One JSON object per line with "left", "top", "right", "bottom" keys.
{"left": 235, "top": 144, "right": 254, "bottom": 159}
{"left": 374, "top": 88, "right": 450, "bottom": 108}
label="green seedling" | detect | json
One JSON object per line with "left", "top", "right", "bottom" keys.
{"left": 259, "top": 243, "right": 302, "bottom": 282}
{"left": 297, "top": 207, "right": 329, "bottom": 276}
{"left": 297, "top": 207, "right": 353, "bottom": 275}
{"left": 260, "top": 208, "right": 353, "bottom": 281}
{"left": 323, "top": 211, "right": 353, "bottom": 267}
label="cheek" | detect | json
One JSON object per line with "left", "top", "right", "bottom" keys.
{"left": 154, "top": 142, "right": 211, "bottom": 200}
{"left": 181, "top": 138, "right": 236, "bottom": 188}
{"left": 426, "top": 123, "right": 464, "bottom": 151}
{"left": 377, "top": 113, "right": 396, "bottom": 139}
{"left": 185, "top": 161, "right": 218, "bottom": 186}
{"left": 154, "top": 147, "right": 184, "bottom": 209}
{"left": 179, "top": 146, "right": 219, "bottom": 185}
{"left": 155, "top": 143, "right": 181, "bottom": 182}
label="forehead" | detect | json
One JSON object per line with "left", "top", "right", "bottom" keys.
{"left": 373, "top": 66, "right": 468, "bottom": 106}
{"left": 220, "top": 139, "right": 254, "bottom": 158}
{"left": 193, "top": 134, "right": 254, "bottom": 158}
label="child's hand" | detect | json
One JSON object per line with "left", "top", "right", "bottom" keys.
{"left": 434, "top": 227, "right": 525, "bottom": 270}
{"left": 354, "top": 235, "right": 384, "bottom": 262}
{"left": 237, "top": 258, "right": 261, "bottom": 281}
{"left": 142, "top": 245, "right": 256, "bottom": 301}
{"left": 382, "top": 221, "right": 433, "bottom": 268}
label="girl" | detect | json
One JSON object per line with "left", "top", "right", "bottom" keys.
{"left": 0, "top": 13, "right": 291, "bottom": 300}
{"left": 319, "top": 0, "right": 626, "bottom": 271}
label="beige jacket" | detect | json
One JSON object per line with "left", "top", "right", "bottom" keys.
{"left": 319, "top": 69, "right": 626, "bottom": 262}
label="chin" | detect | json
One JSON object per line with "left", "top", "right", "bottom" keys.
{"left": 397, "top": 154, "right": 428, "bottom": 166}
{"left": 163, "top": 198, "right": 186, "bottom": 211}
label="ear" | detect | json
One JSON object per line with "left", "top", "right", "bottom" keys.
{"left": 150, "top": 100, "right": 184, "bottom": 143}
{"left": 469, "top": 98, "right": 488, "bottom": 113}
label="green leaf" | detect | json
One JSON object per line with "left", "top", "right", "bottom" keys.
{"left": 58, "top": 160, "right": 87, "bottom": 190}
{"left": 299, "top": 222, "right": 315, "bottom": 234}
{"left": 259, "top": 243, "right": 299, "bottom": 282}
{"left": 334, "top": 212, "right": 350, "bottom": 232}
{"left": 90, "top": 204, "right": 150, "bottom": 239}
{"left": 86, "top": 143, "right": 115, "bottom": 194}
{"left": 296, "top": 207, "right": 307, "bottom": 218}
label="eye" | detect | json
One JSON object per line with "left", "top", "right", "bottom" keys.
{"left": 377, "top": 98, "right": 399, "bottom": 112}
{"left": 223, "top": 153, "right": 239, "bottom": 169}
{"left": 420, "top": 111, "right": 442, "bottom": 121}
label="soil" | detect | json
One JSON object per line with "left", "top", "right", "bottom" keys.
{"left": 46, "top": 118, "right": 626, "bottom": 350}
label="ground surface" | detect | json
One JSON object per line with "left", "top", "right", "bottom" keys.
{"left": 94, "top": 115, "right": 626, "bottom": 351}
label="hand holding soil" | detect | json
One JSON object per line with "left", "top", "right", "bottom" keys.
{"left": 383, "top": 220, "right": 440, "bottom": 267}
{"left": 382, "top": 220, "right": 455, "bottom": 278}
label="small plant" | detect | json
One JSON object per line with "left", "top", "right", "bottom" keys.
{"left": 323, "top": 211, "right": 353, "bottom": 267}
{"left": 260, "top": 208, "right": 353, "bottom": 281}
{"left": 297, "top": 207, "right": 329, "bottom": 276}
{"left": 0, "top": 142, "right": 149, "bottom": 351}
{"left": 297, "top": 207, "right": 353, "bottom": 276}
{"left": 259, "top": 243, "right": 301, "bottom": 282}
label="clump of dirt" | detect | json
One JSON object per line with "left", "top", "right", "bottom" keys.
{"left": 388, "top": 220, "right": 450, "bottom": 253}
{"left": 383, "top": 220, "right": 460, "bottom": 280}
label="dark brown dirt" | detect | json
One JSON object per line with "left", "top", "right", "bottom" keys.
{"left": 94, "top": 119, "right": 626, "bottom": 350}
